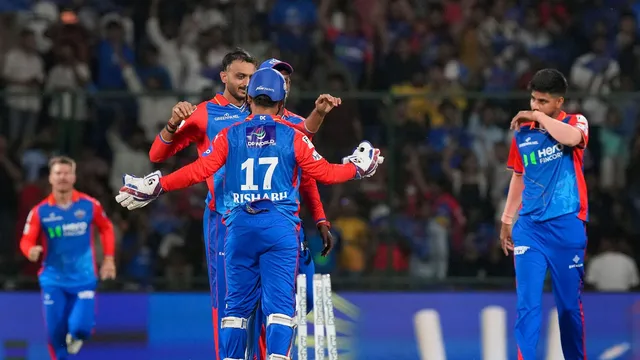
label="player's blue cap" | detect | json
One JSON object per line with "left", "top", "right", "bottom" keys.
{"left": 248, "top": 68, "right": 287, "bottom": 102}
{"left": 259, "top": 58, "right": 294, "bottom": 74}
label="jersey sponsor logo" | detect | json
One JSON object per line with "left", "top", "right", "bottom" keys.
{"left": 522, "top": 144, "right": 564, "bottom": 167}
{"left": 246, "top": 125, "right": 276, "bottom": 147}
{"left": 47, "top": 222, "right": 89, "bottom": 238}
{"left": 255, "top": 85, "right": 274, "bottom": 93}
{"left": 312, "top": 150, "right": 323, "bottom": 161}
{"left": 42, "top": 212, "right": 64, "bottom": 223}
{"left": 213, "top": 113, "right": 241, "bottom": 121}
{"left": 232, "top": 191, "right": 289, "bottom": 203}
{"left": 518, "top": 136, "right": 539, "bottom": 148}
{"left": 513, "top": 246, "right": 530, "bottom": 255}
{"left": 301, "top": 136, "right": 314, "bottom": 149}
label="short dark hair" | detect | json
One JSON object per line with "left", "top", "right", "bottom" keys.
{"left": 252, "top": 94, "right": 278, "bottom": 108}
{"left": 528, "top": 68, "right": 568, "bottom": 96}
{"left": 49, "top": 156, "right": 76, "bottom": 171}
{"left": 221, "top": 48, "right": 257, "bottom": 71}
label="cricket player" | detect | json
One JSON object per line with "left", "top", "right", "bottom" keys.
{"left": 249, "top": 58, "right": 338, "bottom": 360}
{"left": 116, "top": 68, "right": 382, "bottom": 358}
{"left": 500, "top": 69, "right": 589, "bottom": 360}
{"left": 19, "top": 156, "right": 116, "bottom": 360}
{"left": 149, "top": 49, "right": 336, "bottom": 359}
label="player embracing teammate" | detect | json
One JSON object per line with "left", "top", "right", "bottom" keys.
{"left": 117, "top": 68, "right": 383, "bottom": 358}
{"left": 146, "top": 48, "right": 341, "bottom": 359}
{"left": 501, "top": 69, "right": 589, "bottom": 360}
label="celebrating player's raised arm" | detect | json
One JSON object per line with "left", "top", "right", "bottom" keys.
{"left": 148, "top": 102, "right": 204, "bottom": 162}
{"left": 292, "top": 132, "right": 356, "bottom": 184}
{"left": 510, "top": 111, "right": 589, "bottom": 148}
{"left": 159, "top": 129, "right": 230, "bottom": 192}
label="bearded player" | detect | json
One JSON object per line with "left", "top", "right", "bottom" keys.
{"left": 149, "top": 49, "right": 338, "bottom": 359}
{"left": 501, "top": 68, "right": 589, "bottom": 360}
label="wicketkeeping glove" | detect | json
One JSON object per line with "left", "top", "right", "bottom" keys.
{"left": 342, "top": 141, "right": 384, "bottom": 179}
{"left": 115, "top": 170, "right": 163, "bottom": 210}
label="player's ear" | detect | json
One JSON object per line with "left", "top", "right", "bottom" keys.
{"left": 219, "top": 70, "right": 227, "bottom": 84}
{"left": 246, "top": 96, "right": 253, "bottom": 105}
{"left": 556, "top": 96, "right": 564, "bottom": 108}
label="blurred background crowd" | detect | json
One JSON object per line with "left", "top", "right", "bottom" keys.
{"left": 0, "top": 0, "right": 639, "bottom": 292}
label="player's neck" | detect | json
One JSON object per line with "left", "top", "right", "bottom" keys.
{"left": 222, "top": 89, "right": 245, "bottom": 107}
{"left": 53, "top": 190, "right": 73, "bottom": 207}
{"left": 252, "top": 106, "right": 279, "bottom": 117}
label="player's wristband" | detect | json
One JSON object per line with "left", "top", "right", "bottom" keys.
{"left": 316, "top": 220, "right": 331, "bottom": 229}
{"left": 165, "top": 122, "right": 178, "bottom": 134}
{"left": 501, "top": 213, "right": 514, "bottom": 225}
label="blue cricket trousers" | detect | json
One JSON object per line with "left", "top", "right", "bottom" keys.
{"left": 41, "top": 283, "right": 96, "bottom": 359}
{"left": 512, "top": 214, "right": 587, "bottom": 360}
{"left": 203, "top": 206, "right": 227, "bottom": 359}
{"left": 221, "top": 200, "right": 299, "bottom": 359}
{"left": 247, "top": 229, "right": 316, "bottom": 360}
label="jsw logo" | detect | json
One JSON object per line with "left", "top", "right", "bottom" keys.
{"left": 62, "top": 222, "right": 88, "bottom": 236}
{"left": 414, "top": 306, "right": 630, "bottom": 360}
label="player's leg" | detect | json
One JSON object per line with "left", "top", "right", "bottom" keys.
{"left": 259, "top": 221, "right": 299, "bottom": 357}
{"left": 66, "top": 284, "right": 97, "bottom": 354}
{"left": 221, "top": 216, "right": 261, "bottom": 360}
{"left": 41, "top": 287, "right": 70, "bottom": 359}
{"left": 214, "top": 212, "right": 228, "bottom": 358}
{"left": 512, "top": 218, "right": 548, "bottom": 360}
{"left": 546, "top": 216, "right": 587, "bottom": 360}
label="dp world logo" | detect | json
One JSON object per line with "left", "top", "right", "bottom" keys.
{"left": 246, "top": 125, "right": 276, "bottom": 147}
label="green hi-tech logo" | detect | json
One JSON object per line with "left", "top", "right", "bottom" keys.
{"left": 523, "top": 152, "right": 537, "bottom": 167}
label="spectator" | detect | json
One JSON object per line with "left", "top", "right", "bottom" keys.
{"left": 586, "top": 239, "right": 639, "bottom": 291}
{"left": 334, "top": 197, "right": 369, "bottom": 277}
{"left": 2, "top": 28, "right": 44, "bottom": 148}
{"left": 45, "top": 42, "right": 90, "bottom": 155}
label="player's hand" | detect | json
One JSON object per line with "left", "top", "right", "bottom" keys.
{"left": 170, "top": 101, "right": 197, "bottom": 125}
{"left": 510, "top": 110, "right": 540, "bottom": 130}
{"left": 100, "top": 257, "right": 116, "bottom": 280}
{"left": 342, "top": 141, "right": 384, "bottom": 179}
{"left": 499, "top": 222, "right": 514, "bottom": 256}
{"left": 27, "top": 245, "right": 43, "bottom": 262}
{"left": 115, "top": 171, "right": 163, "bottom": 210}
{"left": 314, "top": 94, "right": 341, "bottom": 116}
{"left": 318, "top": 223, "right": 334, "bottom": 256}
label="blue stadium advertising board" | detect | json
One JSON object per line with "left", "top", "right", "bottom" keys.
{"left": 0, "top": 292, "right": 637, "bottom": 359}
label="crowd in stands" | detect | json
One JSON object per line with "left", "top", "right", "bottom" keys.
{"left": 0, "top": 0, "right": 639, "bottom": 291}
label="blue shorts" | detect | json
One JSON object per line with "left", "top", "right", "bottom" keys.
{"left": 512, "top": 214, "right": 587, "bottom": 360}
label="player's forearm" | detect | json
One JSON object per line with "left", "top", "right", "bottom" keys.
{"left": 311, "top": 163, "right": 357, "bottom": 184}
{"left": 19, "top": 238, "right": 33, "bottom": 258}
{"left": 100, "top": 231, "right": 116, "bottom": 257}
{"left": 501, "top": 173, "right": 524, "bottom": 224}
{"left": 300, "top": 179, "right": 328, "bottom": 223}
{"left": 303, "top": 109, "right": 325, "bottom": 133}
{"left": 160, "top": 157, "right": 219, "bottom": 192}
{"left": 149, "top": 122, "right": 181, "bottom": 162}
{"left": 535, "top": 112, "right": 582, "bottom": 147}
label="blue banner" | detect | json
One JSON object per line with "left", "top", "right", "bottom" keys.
{"left": 0, "top": 292, "right": 637, "bottom": 359}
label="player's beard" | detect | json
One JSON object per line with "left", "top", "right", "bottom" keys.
{"left": 231, "top": 85, "right": 247, "bottom": 104}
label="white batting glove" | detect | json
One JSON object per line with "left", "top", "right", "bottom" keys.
{"left": 115, "top": 171, "right": 163, "bottom": 210}
{"left": 342, "top": 141, "right": 384, "bottom": 179}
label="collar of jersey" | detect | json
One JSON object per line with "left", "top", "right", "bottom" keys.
{"left": 212, "top": 93, "right": 247, "bottom": 111}
{"left": 244, "top": 114, "right": 283, "bottom": 122}
{"left": 47, "top": 190, "right": 81, "bottom": 206}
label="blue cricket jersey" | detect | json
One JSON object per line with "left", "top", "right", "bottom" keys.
{"left": 19, "top": 191, "right": 115, "bottom": 288}
{"left": 507, "top": 111, "right": 590, "bottom": 222}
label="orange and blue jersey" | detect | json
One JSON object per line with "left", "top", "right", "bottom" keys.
{"left": 19, "top": 190, "right": 115, "bottom": 288}
{"left": 149, "top": 93, "right": 249, "bottom": 214}
{"left": 159, "top": 115, "right": 356, "bottom": 225}
{"left": 507, "top": 111, "right": 589, "bottom": 222}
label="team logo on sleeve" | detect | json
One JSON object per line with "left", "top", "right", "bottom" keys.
{"left": 575, "top": 115, "right": 589, "bottom": 136}
{"left": 246, "top": 125, "right": 276, "bottom": 147}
